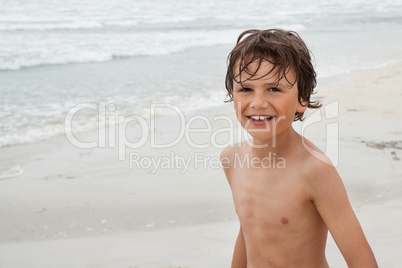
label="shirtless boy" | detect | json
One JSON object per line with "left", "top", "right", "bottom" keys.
{"left": 221, "top": 29, "right": 378, "bottom": 267}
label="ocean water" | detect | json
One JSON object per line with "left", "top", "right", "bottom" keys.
{"left": 1, "top": 0, "right": 402, "bottom": 148}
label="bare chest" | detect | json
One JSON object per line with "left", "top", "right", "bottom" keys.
{"left": 230, "top": 167, "right": 313, "bottom": 231}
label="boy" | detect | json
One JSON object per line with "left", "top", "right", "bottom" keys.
{"left": 220, "top": 29, "right": 377, "bottom": 267}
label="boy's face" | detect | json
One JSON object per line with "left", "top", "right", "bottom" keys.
{"left": 232, "top": 60, "right": 306, "bottom": 144}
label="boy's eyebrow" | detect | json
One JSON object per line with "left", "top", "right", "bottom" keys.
{"left": 235, "top": 81, "right": 288, "bottom": 88}
{"left": 264, "top": 82, "right": 286, "bottom": 88}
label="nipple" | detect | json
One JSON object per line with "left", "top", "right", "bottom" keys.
{"left": 281, "top": 217, "right": 289, "bottom": 225}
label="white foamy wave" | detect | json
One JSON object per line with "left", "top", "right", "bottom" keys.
{"left": 0, "top": 124, "right": 66, "bottom": 148}
{"left": 275, "top": 23, "right": 306, "bottom": 32}
{"left": 0, "top": 29, "right": 240, "bottom": 71}
{"left": 103, "top": 20, "right": 139, "bottom": 27}
{"left": 139, "top": 16, "right": 202, "bottom": 26}
{"left": 0, "top": 52, "right": 114, "bottom": 71}
{"left": 0, "top": 166, "right": 24, "bottom": 180}
{"left": 0, "top": 16, "right": 219, "bottom": 32}
{"left": 0, "top": 20, "right": 104, "bottom": 31}
{"left": 0, "top": 50, "right": 181, "bottom": 71}
{"left": 0, "top": 86, "right": 227, "bottom": 148}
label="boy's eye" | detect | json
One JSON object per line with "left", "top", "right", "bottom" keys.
{"left": 240, "top": 87, "right": 252, "bottom": 92}
{"left": 268, "top": 87, "right": 280, "bottom": 92}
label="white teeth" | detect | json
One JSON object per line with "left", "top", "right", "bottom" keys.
{"left": 249, "top": 115, "right": 272, "bottom": 120}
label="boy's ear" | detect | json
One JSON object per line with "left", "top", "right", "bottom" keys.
{"left": 296, "top": 98, "right": 308, "bottom": 113}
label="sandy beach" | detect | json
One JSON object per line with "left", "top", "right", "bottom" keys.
{"left": 0, "top": 59, "right": 402, "bottom": 267}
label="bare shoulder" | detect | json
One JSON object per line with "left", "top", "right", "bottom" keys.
{"left": 220, "top": 141, "right": 245, "bottom": 182}
{"left": 220, "top": 144, "right": 235, "bottom": 162}
{"left": 220, "top": 141, "right": 244, "bottom": 163}
{"left": 299, "top": 136, "right": 336, "bottom": 172}
{"left": 298, "top": 137, "right": 342, "bottom": 198}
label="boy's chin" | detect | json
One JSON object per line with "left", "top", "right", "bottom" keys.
{"left": 246, "top": 131, "right": 277, "bottom": 144}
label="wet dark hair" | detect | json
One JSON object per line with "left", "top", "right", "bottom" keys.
{"left": 225, "top": 29, "right": 321, "bottom": 121}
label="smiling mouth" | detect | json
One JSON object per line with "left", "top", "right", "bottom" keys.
{"left": 246, "top": 115, "right": 276, "bottom": 121}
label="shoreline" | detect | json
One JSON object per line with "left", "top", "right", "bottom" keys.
{"left": 2, "top": 36, "right": 402, "bottom": 150}
{"left": 3, "top": 58, "right": 402, "bottom": 176}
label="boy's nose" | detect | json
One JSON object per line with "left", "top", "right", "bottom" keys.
{"left": 250, "top": 94, "right": 269, "bottom": 109}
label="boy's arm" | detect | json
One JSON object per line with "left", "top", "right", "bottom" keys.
{"left": 310, "top": 164, "right": 378, "bottom": 267}
{"left": 220, "top": 147, "right": 247, "bottom": 267}
{"left": 232, "top": 226, "right": 247, "bottom": 268}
